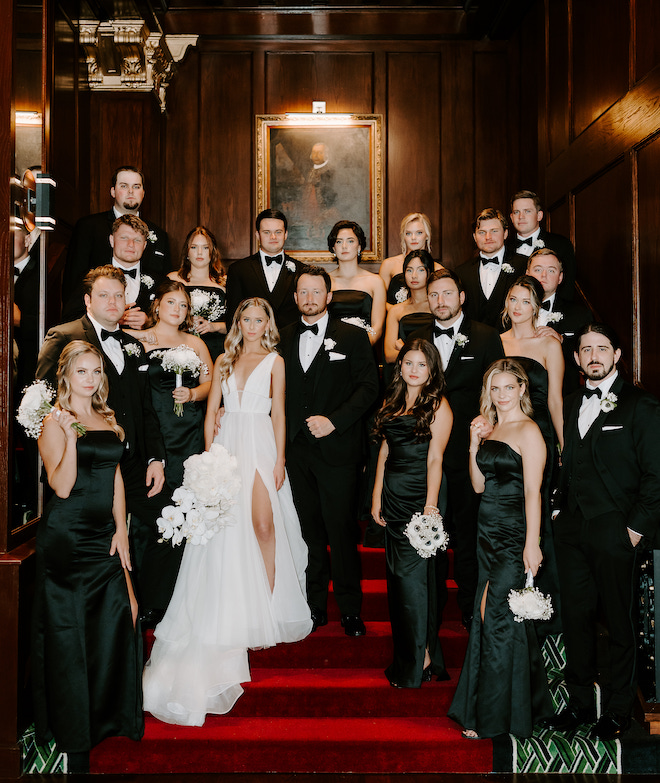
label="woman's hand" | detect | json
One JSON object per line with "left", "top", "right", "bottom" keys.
{"left": 193, "top": 315, "right": 210, "bottom": 335}
{"left": 110, "top": 527, "right": 132, "bottom": 571}
{"left": 52, "top": 409, "right": 79, "bottom": 441}
{"left": 273, "top": 458, "right": 285, "bottom": 491}
{"left": 469, "top": 415, "right": 491, "bottom": 449}
{"left": 523, "top": 541, "right": 543, "bottom": 577}
{"left": 172, "top": 386, "right": 196, "bottom": 404}
{"left": 371, "top": 500, "right": 386, "bottom": 528}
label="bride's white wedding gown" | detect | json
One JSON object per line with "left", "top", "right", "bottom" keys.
{"left": 143, "top": 352, "right": 312, "bottom": 725}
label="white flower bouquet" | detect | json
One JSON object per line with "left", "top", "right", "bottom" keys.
{"left": 152, "top": 344, "right": 206, "bottom": 416}
{"left": 404, "top": 510, "right": 449, "bottom": 559}
{"left": 508, "top": 571, "right": 553, "bottom": 622}
{"left": 17, "top": 380, "right": 86, "bottom": 439}
{"left": 189, "top": 288, "right": 226, "bottom": 335}
{"left": 341, "top": 316, "right": 376, "bottom": 336}
{"left": 157, "top": 443, "right": 241, "bottom": 546}
{"left": 394, "top": 287, "right": 409, "bottom": 304}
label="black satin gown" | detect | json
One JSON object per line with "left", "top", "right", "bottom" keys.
{"left": 386, "top": 272, "right": 409, "bottom": 306}
{"left": 448, "top": 440, "right": 552, "bottom": 737}
{"left": 147, "top": 352, "right": 205, "bottom": 491}
{"left": 32, "top": 431, "right": 143, "bottom": 753}
{"left": 185, "top": 284, "right": 227, "bottom": 363}
{"left": 381, "top": 416, "right": 449, "bottom": 687}
{"left": 328, "top": 289, "right": 373, "bottom": 326}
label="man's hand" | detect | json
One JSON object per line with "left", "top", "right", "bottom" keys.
{"left": 306, "top": 415, "right": 335, "bottom": 439}
{"left": 120, "top": 304, "right": 148, "bottom": 329}
{"left": 535, "top": 325, "right": 563, "bottom": 343}
{"left": 146, "top": 460, "right": 165, "bottom": 497}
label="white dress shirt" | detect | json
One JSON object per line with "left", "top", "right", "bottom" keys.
{"left": 87, "top": 312, "right": 125, "bottom": 374}
{"left": 478, "top": 250, "right": 505, "bottom": 299}
{"left": 299, "top": 311, "right": 328, "bottom": 373}
{"left": 260, "top": 249, "right": 284, "bottom": 293}
{"left": 578, "top": 371, "right": 617, "bottom": 439}
{"left": 433, "top": 312, "right": 465, "bottom": 371}
{"left": 515, "top": 227, "right": 541, "bottom": 257}
{"left": 112, "top": 258, "right": 141, "bottom": 304}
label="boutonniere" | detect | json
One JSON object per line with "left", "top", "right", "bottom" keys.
{"left": 124, "top": 342, "right": 142, "bottom": 358}
{"left": 546, "top": 311, "right": 563, "bottom": 323}
{"left": 394, "top": 287, "right": 409, "bottom": 304}
{"left": 285, "top": 260, "right": 296, "bottom": 274}
{"left": 600, "top": 393, "right": 617, "bottom": 412}
{"left": 454, "top": 333, "right": 469, "bottom": 347}
{"left": 141, "top": 274, "right": 154, "bottom": 288}
{"left": 533, "top": 238, "right": 545, "bottom": 249}
{"left": 324, "top": 338, "right": 336, "bottom": 351}
{"left": 147, "top": 230, "right": 158, "bottom": 244}
{"left": 501, "top": 263, "right": 515, "bottom": 274}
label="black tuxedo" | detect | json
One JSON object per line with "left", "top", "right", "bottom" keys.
{"left": 542, "top": 294, "right": 591, "bottom": 395}
{"left": 226, "top": 253, "right": 303, "bottom": 332}
{"left": 555, "top": 376, "right": 660, "bottom": 716}
{"left": 62, "top": 210, "right": 170, "bottom": 320}
{"left": 509, "top": 228, "right": 576, "bottom": 300}
{"left": 35, "top": 316, "right": 180, "bottom": 614}
{"left": 455, "top": 253, "right": 526, "bottom": 331}
{"left": 279, "top": 317, "right": 378, "bottom": 615}
{"left": 14, "top": 239, "right": 42, "bottom": 392}
{"left": 412, "top": 317, "right": 504, "bottom": 618}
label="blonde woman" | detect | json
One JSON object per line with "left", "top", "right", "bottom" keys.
{"left": 33, "top": 341, "right": 142, "bottom": 774}
{"left": 143, "top": 298, "right": 312, "bottom": 726}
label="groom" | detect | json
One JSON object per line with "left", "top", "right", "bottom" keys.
{"left": 279, "top": 266, "right": 379, "bottom": 635}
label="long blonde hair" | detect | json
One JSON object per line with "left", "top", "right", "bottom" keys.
{"left": 56, "top": 341, "right": 125, "bottom": 440}
{"left": 216, "top": 298, "right": 279, "bottom": 382}
{"left": 479, "top": 358, "right": 534, "bottom": 425}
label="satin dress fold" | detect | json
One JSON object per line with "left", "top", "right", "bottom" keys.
{"left": 448, "top": 440, "right": 552, "bottom": 738}
{"left": 381, "top": 416, "right": 448, "bottom": 687}
{"left": 32, "top": 431, "right": 144, "bottom": 752}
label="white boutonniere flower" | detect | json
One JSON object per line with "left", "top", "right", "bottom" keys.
{"left": 501, "top": 263, "right": 515, "bottom": 274}
{"left": 454, "top": 333, "right": 469, "bottom": 347}
{"left": 533, "top": 239, "right": 545, "bottom": 249}
{"left": 147, "top": 230, "right": 158, "bottom": 244}
{"left": 285, "top": 260, "right": 296, "bottom": 274}
{"left": 600, "top": 393, "right": 617, "bottom": 413}
{"left": 141, "top": 274, "right": 154, "bottom": 288}
{"left": 394, "top": 287, "right": 409, "bottom": 304}
{"left": 324, "top": 338, "right": 336, "bottom": 351}
{"left": 124, "top": 342, "right": 141, "bottom": 358}
{"left": 546, "top": 311, "right": 563, "bottom": 323}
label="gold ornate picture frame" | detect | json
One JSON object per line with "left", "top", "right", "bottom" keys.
{"left": 256, "top": 114, "right": 383, "bottom": 263}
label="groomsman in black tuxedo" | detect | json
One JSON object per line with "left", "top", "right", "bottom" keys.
{"left": 455, "top": 208, "right": 526, "bottom": 330}
{"left": 279, "top": 266, "right": 378, "bottom": 636}
{"left": 549, "top": 323, "right": 660, "bottom": 740}
{"left": 508, "top": 190, "right": 576, "bottom": 300}
{"left": 412, "top": 269, "right": 504, "bottom": 626}
{"left": 13, "top": 226, "right": 41, "bottom": 392}
{"left": 226, "top": 209, "right": 303, "bottom": 330}
{"left": 526, "top": 248, "right": 591, "bottom": 394}
{"left": 62, "top": 166, "right": 170, "bottom": 320}
{"left": 36, "top": 266, "right": 177, "bottom": 625}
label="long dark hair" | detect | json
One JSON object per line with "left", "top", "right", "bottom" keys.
{"left": 178, "top": 226, "right": 224, "bottom": 284}
{"left": 373, "top": 338, "right": 446, "bottom": 443}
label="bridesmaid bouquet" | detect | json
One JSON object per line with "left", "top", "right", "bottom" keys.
{"left": 157, "top": 444, "right": 241, "bottom": 546}
{"left": 153, "top": 344, "right": 207, "bottom": 416}
{"left": 17, "top": 380, "right": 86, "bottom": 439}
{"left": 508, "top": 571, "right": 554, "bottom": 622}
{"left": 189, "top": 289, "right": 226, "bottom": 336}
{"left": 404, "top": 511, "right": 449, "bottom": 559}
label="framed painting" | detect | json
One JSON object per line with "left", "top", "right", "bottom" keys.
{"left": 256, "top": 114, "right": 383, "bottom": 263}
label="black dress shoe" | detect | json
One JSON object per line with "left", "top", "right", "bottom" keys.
{"left": 310, "top": 607, "right": 328, "bottom": 632}
{"left": 592, "top": 712, "right": 631, "bottom": 741}
{"left": 544, "top": 705, "right": 596, "bottom": 732}
{"left": 341, "top": 615, "right": 366, "bottom": 636}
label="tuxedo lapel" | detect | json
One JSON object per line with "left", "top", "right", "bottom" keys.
{"left": 249, "top": 255, "right": 271, "bottom": 297}
{"left": 269, "top": 257, "right": 295, "bottom": 308}
{"left": 444, "top": 318, "right": 472, "bottom": 377}
{"left": 588, "top": 375, "right": 624, "bottom": 452}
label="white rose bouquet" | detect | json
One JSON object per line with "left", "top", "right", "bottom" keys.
{"left": 404, "top": 510, "right": 449, "bottom": 559}
{"left": 17, "top": 380, "right": 86, "bottom": 439}
{"left": 508, "top": 571, "right": 553, "bottom": 622}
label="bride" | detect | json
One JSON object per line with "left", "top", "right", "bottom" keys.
{"left": 143, "top": 297, "right": 312, "bottom": 725}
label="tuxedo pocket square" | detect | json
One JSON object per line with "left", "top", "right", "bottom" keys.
{"left": 328, "top": 351, "right": 346, "bottom": 361}
{"left": 154, "top": 250, "right": 164, "bottom": 256}
{"left": 602, "top": 425, "right": 623, "bottom": 431}
{"left": 138, "top": 364, "right": 149, "bottom": 372}
{"left": 460, "top": 355, "right": 475, "bottom": 361}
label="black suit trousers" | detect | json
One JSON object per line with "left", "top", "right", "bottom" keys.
{"left": 554, "top": 507, "right": 639, "bottom": 715}
{"left": 287, "top": 433, "right": 362, "bottom": 615}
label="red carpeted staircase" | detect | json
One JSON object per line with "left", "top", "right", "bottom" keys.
{"left": 90, "top": 544, "right": 493, "bottom": 774}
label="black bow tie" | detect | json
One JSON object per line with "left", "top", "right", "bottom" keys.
{"left": 434, "top": 325, "right": 454, "bottom": 339}
{"left": 265, "top": 255, "right": 282, "bottom": 266}
{"left": 518, "top": 237, "right": 534, "bottom": 246}
{"left": 300, "top": 321, "right": 319, "bottom": 335}
{"left": 14, "top": 266, "right": 22, "bottom": 276}
{"left": 121, "top": 268, "right": 138, "bottom": 279}
{"left": 583, "top": 386, "right": 602, "bottom": 400}
{"left": 100, "top": 329, "right": 122, "bottom": 343}
{"left": 541, "top": 300, "right": 551, "bottom": 311}
{"left": 480, "top": 255, "right": 500, "bottom": 267}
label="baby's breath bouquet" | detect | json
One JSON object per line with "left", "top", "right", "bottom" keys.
{"left": 17, "top": 380, "right": 86, "bottom": 439}
{"left": 189, "top": 289, "right": 225, "bottom": 336}
{"left": 508, "top": 571, "right": 553, "bottom": 622}
{"left": 152, "top": 344, "right": 206, "bottom": 416}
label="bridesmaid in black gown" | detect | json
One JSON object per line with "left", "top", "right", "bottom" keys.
{"left": 168, "top": 226, "right": 227, "bottom": 363}
{"left": 32, "top": 341, "right": 143, "bottom": 773}
{"left": 448, "top": 358, "right": 553, "bottom": 738}
{"left": 372, "top": 338, "right": 453, "bottom": 687}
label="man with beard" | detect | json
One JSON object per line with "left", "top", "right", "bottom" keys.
{"left": 62, "top": 166, "right": 170, "bottom": 320}
{"left": 279, "top": 266, "right": 378, "bottom": 636}
{"left": 548, "top": 323, "right": 660, "bottom": 740}
{"left": 412, "top": 269, "right": 504, "bottom": 627}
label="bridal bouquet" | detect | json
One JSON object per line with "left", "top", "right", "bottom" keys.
{"left": 157, "top": 444, "right": 241, "bottom": 546}
{"left": 153, "top": 344, "right": 206, "bottom": 416}
{"left": 189, "top": 289, "right": 226, "bottom": 335}
{"left": 404, "top": 510, "right": 449, "bottom": 559}
{"left": 17, "top": 380, "right": 86, "bottom": 439}
{"left": 508, "top": 571, "right": 553, "bottom": 622}
{"left": 341, "top": 316, "right": 376, "bottom": 337}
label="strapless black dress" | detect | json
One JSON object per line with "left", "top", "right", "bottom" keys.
{"left": 328, "top": 289, "right": 373, "bottom": 328}
{"left": 448, "top": 440, "right": 552, "bottom": 737}
{"left": 381, "top": 416, "right": 448, "bottom": 687}
{"left": 185, "top": 284, "right": 227, "bottom": 362}
{"left": 32, "top": 431, "right": 143, "bottom": 752}
{"left": 386, "top": 273, "right": 409, "bottom": 306}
